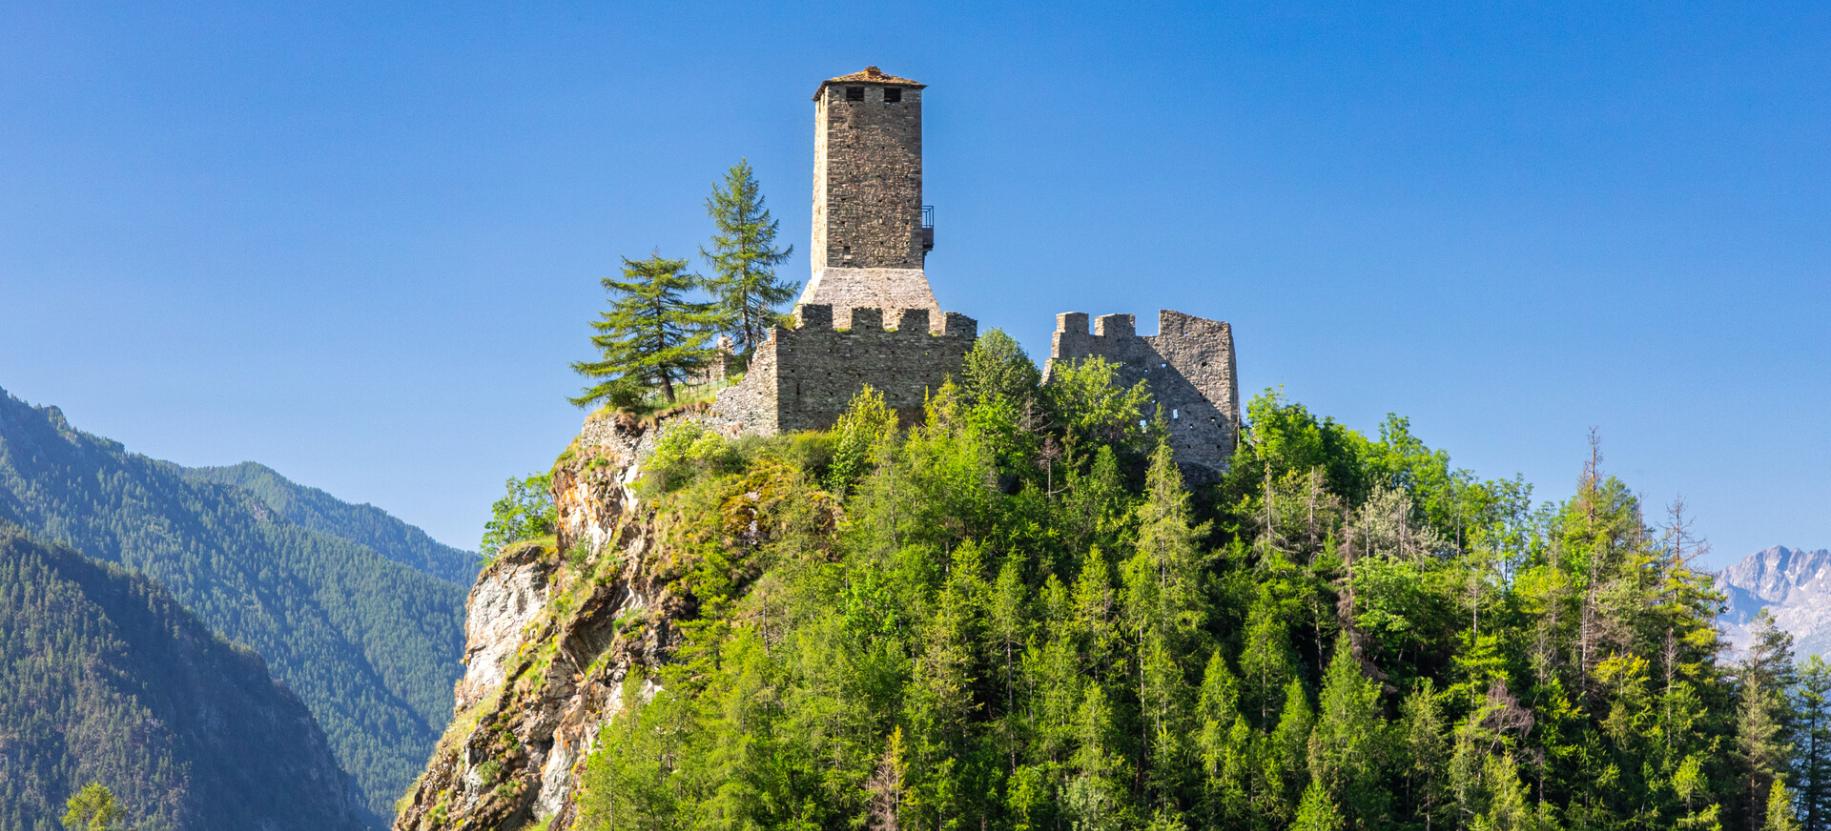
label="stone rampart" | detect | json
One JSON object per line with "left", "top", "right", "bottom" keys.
{"left": 708, "top": 303, "right": 976, "bottom": 435}
{"left": 1046, "top": 309, "right": 1241, "bottom": 481}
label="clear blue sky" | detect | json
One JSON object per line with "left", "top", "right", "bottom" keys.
{"left": 3, "top": 2, "right": 1826, "bottom": 566}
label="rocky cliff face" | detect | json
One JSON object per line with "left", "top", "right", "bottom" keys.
{"left": 394, "top": 411, "right": 685, "bottom": 831}
{"left": 1718, "top": 545, "right": 1831, "bottom": 657}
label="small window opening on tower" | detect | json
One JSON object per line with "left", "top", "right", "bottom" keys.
{"left": 883, "top": 87, "right": 902, "bottom": 103}
{"left": 845, "top": 86, "right": 864, "bottom": 101}
{"left": 1172, "top": 408, "right": 1181, "bottom": 421}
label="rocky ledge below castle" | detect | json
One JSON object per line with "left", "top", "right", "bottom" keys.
{"left": 394, "top": 410, "right": 681, "bottom": 831}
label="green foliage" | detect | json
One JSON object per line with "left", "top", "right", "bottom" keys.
{"left": 827, "top": 385, "right": 899, "bottom": 496}
{"left": 1796, "top": 655, "right": 1831, "bottom": 831}
{"left": 2, "top": 531, "right": 364, "bottom": 831}
{"left": 481, "top": 472, "right": 556, "bottom": 560}
{"left": 1042, "top": 356, "right": 1155, "bottom": 461}
{"left": 61, "top": 783, "right": 120, "bottom": 831}
{"left": 0, "top": 389, "right": 462, "bottom": 823}
{"left": 639, "top": 420, "right": 746, "bottom": 496}
{"left": 572, "top": 253, "right": 723, "bottom": 407}
{"left": 561, "top": 379, "right": 1784, "bottom": 831}
{"left": 701, "top": 158, "right": 796, "bottom": 354}
{"left": 1771, "top": 780, "right": 1803, "bottom": 831}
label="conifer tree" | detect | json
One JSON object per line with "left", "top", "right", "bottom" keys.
{"left": 1261, "top": 678, "right": 1315, "bottom": 822}
{"left": 1772, "top": 780, "right": 1804, "bottom": 831}
{"left": 572, "top": 253, "right": 720, "bottom": 407}
{"left": 1740, "top": 616, "right": 1799, "bottom": 830}
{"left": 1293, "top": 779, "right": 1345, "bottom": 831}
{"left": 61, "top": 783, "right": 121, "bottom": 831}
{"left": 702, "top": 159, "right": 796, "bottom": 355}
{"left": 1798, "top": 656, "right": 1831, "bottom": 831}
{"left": 1309, "top": 632, "right": 1388, "bottom": 826}
{"left": 1399, "top": 679, "right": 1450, "bottom": 831}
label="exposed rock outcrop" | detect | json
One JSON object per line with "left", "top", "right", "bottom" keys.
{"left": 394, "top": 411, "right": 686, "bottom": 831}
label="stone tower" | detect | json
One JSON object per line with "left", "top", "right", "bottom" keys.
{"left": 799, "top": 66, "right": 941, "bottom": 330}
{"left": 709, "top": 67, "right": 976, "bottom": 437}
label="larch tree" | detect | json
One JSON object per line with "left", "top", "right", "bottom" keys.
{"left": 702, "top": 159, "right": 796, "bottom": 356}
{"left": 572, "top": 253, "right": 721, "bottom": 407}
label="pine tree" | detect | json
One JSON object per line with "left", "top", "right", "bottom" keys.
{"left": 61, "top": 783, "right": 122, "bottom": 831}
{"left": 1798, "top": 656, "right": 1831, "bottom": 831}
{"left": 1293, "top": 779, "right": 1345, "bottom": 831}
{"left": 1399, "top": 679, "right": 1450, "bottom": 831}
{"left": 1309, "top": 632, "right": 1388, "bottom": 827}
{"left": 1772, "top": 780, "right": 1804, "bottom": 831}
{"left": 572, "top": 253, "right": 721, "bottom": 406}
{"left": 702, "top": 159, "right": 796, "bottom": 354}
{"left": 1260, "top": 678, "right": 1314, "bottom": 823}
{"left": 1240, "top": 588, "right": 1297, "bottom": 727}
{"left": 1741, "top": 669, "right": 1795, "bottom": 831}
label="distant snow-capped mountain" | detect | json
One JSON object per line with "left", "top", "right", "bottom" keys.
{"left": 1718, "top": 545, "right": 1831, "bottom": 657}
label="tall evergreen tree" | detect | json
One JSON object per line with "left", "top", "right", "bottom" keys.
{"left": 1772, "top": 780, "right": 1804, "bottom": 831}
{"left": 61, "top": 783, "right": 121, "bottom": 831}
{"left": 572, "top": 253, "right": 721, "bottom": 406}
{"left": 1309, "top": 633, "right": 1388, "bottom": 827}
{"left": 1798, "top": 656, "right": 1831, "bottom": 831}
{"left": 702, "top": 159, "right": 796, "bottom": 355}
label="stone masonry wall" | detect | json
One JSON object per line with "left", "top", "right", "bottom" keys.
{"left": 796, "top": 267, "right": 941, "bottom": 331}
{"left": 707, "top": 303, "right": 975, "bottom": 436}
{"left": 811, "top": 83, "right": 923, "bottom": 272}
{"left": 1046, "top": 309, "right": 1241, "bottom": 482}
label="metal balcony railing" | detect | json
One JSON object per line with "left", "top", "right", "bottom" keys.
{"left": 920, "top": 205, "right": 935, "bottom": 253}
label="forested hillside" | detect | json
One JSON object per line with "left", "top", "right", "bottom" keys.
{"left": 185, "top": 461, "right": 478, "bottom": 584}
{"left": 515, "top": 333, "right": 1816, "bottom": 830}
{"left": 0, "top": 388, "right": 466, "bottom": 823}
{"left": 0, "top": 528, "right": 365, "bottom": 831}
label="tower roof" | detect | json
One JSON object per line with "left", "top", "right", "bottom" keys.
{"left": 814, "top": 66, "right": 924, "bottom": 98}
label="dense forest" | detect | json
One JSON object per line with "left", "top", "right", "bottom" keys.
{"left": 553, "top": 332, "right": 1826, "bottom": 831}
{"left": 184, "top": 460, "right": 479, "bottom": 585}
{"left": 0, "top": 387, "right": 467, "bottom": 823}
{"left": 0, "top": 527, "right": 365, "bottom": 831}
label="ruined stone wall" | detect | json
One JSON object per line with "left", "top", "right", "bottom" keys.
{"left": 708, "top": 303, "right": 975, "bottom": 436}
{"left": 1046, "top": 309, "right": 1241, "bottom": 481}
{"left": 811, "top": 83, "right": 923, "bottom": 272}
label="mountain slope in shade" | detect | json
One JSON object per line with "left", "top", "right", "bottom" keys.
{"left": 184, "top": 461, "right": 478, "bottom": 585}
{"left": 1717, "top": 545, "right": 1831, "bottom": 656}
{"left": 0, "top": 528, "right": 366, "bottom": 831}
{"left": 0, "top": 387, "right": 465, "bottom": 823}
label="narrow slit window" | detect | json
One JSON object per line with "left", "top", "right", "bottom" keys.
{"left": 883, "top": 87, "right": 902, "bottom": 103}
{"left": 845, "top": 86, "right": 864, "bottom": 101}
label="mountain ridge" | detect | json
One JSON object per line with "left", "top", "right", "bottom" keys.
{"left": 0, "top": 527, "right": 367, "bottom": 831}
{"left": 0, "top": 385, "right": 468, "bottom": 823}
{"left": 1717, "top": 544, "right": 1831, "bottom": 656}
{"left": 183, "top": 460, "right": 478, "bottom": 584}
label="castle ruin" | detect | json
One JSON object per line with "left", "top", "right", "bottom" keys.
{"left": 1046, "top": 310, "right": 1241, "bottom": 482}
{"left": 710, "top": 67, "right": 1242, "bottom": 476}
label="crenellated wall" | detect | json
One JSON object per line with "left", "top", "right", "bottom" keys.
{"left": 1046, "top": 309, "right": 1241, "bottom": 481}
{"left": 709, "top": 303, "right": 976, "bottom": 435}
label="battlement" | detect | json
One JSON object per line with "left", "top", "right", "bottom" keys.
{"left": 791, "top": 304, "right": 975, "bottom": 338}
{"left": 705, "top": 68, "right": 1246, "bottom": 469}
{"left": 1047, "top": 309, "right": 1241, "bottom": 481}
{"left": 709, "top": 305, "right": 978, "bottom": 436}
